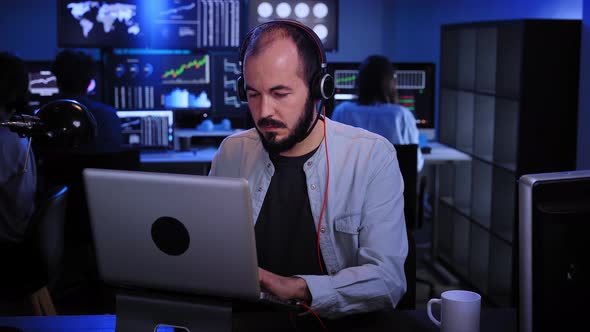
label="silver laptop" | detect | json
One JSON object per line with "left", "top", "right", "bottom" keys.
{"left": 84, "top": 168, "right": 298, "bottom": 308}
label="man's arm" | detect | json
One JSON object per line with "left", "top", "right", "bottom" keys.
{"left": 258, "top": 267, "right": 311, "bottom": 302}
{"left": 296, "top": 140, "right": 408, "bottom": 318}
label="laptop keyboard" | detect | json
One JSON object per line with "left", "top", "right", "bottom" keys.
{"left": 259, "top": 292, "right": 304, "bottom": 312}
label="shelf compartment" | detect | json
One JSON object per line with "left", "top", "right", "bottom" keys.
{"left": 495, "top": 24, "right": 523, "bottom": 99}
{"left": 440, "top": 30, "right": 459, "bottom": 89}
{"left": 453, "top": 161, "right": 472, "bottom": 216}
{"left": 438, "top": 163, "right": 455, "bottom": 200}
{"left": 436, "top": 203, "right": 454, "bottom": 262}
{"left": 475, "top": 27, "right": 498, "bottom": 94}
{"left": 473, "top": 94, "right": 495, "bottom": 162}
{"left": 491, "top": 167, "right": 516, "bottom": 243}
{"left": 469, "top": 223, "right": 490, "bottom": 293}
{"left": 470, "top": 159, "right": 493, "bottom": 229}
{"left": 455, "top": 91, "right": 475, "bottom": 153}
{"left": 493, "top": 98, "right": 519, "bottom": 172}
{"left": 488, "top": 236, "right": 513, "bottom": 306}
{"left": 457, "top": 29, "right": 477, "bottom": 91}
{"left": 439, "top": 89, "right": 457, "bottom": 146}
{"left": 451, "top": 210, "right": 471, "bottom": 278}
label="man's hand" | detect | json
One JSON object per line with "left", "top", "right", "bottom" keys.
{"left": 258, "top": 267, "right": 312, "bottom": 302}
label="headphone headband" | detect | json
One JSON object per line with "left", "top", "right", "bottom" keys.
{"left": 237, "top": 19, "right": 334, "bottom": 101}
{"left": 238, "top": 19, "right": 327, "bottom": 69}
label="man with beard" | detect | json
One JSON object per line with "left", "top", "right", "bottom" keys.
{"left": 209, "top": 21, "right": 408, "bottom": 320}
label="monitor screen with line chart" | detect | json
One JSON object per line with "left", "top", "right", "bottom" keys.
{"left": 327, "top": 62, "right": 435, "bottom": 129}
{"left": 105, "top": 53, "right": 211, "bottom": 111}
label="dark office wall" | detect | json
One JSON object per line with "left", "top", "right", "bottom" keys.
{"left": 385, "top": 0, "right": 583, "bottom": 140}
{"left": 0, "top": 0, "right": 58, "bottom": 60}
{"left": 0, "top": 0, "right": 390, "bottom": 62}
{"left": 326, "top": 0, "right": 391, "bottom": 61}
{"left": 387, "top": 0, "right": 582, "bottom": 63}
{"left": 578, "top": 1, "right": 590, "bottom": 169}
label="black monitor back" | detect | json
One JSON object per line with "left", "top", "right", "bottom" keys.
{"left": 518, "top": 170, "right": 590, "bottom": 332}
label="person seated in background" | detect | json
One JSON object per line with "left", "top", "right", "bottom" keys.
{"left": 51, "top": 49, "right": 121, "bottom": 153}
{"left": 0, "top": 51, "right": 37, "bottom": 244}
{"left": 331, "top": 55, "right": 423, "bottom": 171}
{"left": 210, "top": 20, "right": 408, "bottom": 320}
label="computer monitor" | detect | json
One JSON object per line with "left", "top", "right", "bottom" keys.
{"left": 58, "top": 0, "right": 243, "bottom": 49}
{"left": 150, "top": 0, "right": 244, "bottom": 49}
{"left": 248, "top": 0, "right": 339, "bottom": 51}
{"left": 105, "top": 53, "right": 211, "bottom": 111}
{"left": 329, "top": 62, "right": 359, "bottom": 110}
{"left": 210, "top": 52, "right": 249, "bottom": 117}
{"left": 518, "top": 170, "right": 590, "bottom": 332}
{"left": 327, "top": 62, "right": 435, "bottom": 129}
{"left": 25, "top": 61, "right": 104, "bottom": 109}
{"left": 116, "top": 110, "right": 174, "bottom": 149}
{"left": 58, "top": 0, "right": 148, "bottom": 48}
{"left": 25, "top": 61, "right": 59, "bottom": 109}
{"left": 395, "top": 63, "right": 435, "bottom": 129}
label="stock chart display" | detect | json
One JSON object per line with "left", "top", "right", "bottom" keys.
{"left": 210, "top": 52, "right": 248, "bottom": 116}
{"left": 107, "top": 53, "right": 211, "bottom": 110}
{"left": 328, "top": 62, "right": 435, "bottom": 128}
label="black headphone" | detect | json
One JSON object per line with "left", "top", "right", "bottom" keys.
{"left": 237, "top": 20, "right": 334, "bottom": 103}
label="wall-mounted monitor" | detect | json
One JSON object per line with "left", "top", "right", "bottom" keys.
{"left": 58, "top": 0, "right": 148, "bottom": 48}
{"left": 116, "top": 109, "right": 174, "bottom": 149}
{"left": 248, "top": 0, "right": 338, "bottom": 51}
{"left": 327, "top": 62, "right": 435, "bottom": 129}
{"left": 210, "top": 51, "right": 248, "bottom": 117}
{"left": 105, "top": 53, "right": 211, "bottom": 111}
{"left": 25, "top": 61, "right": 103, "bottom": 109}
{"left": 58, "top": 0, "right": 243, "bottom": 49}
{"left": 394, "top": 62, "right": 435, "bottom": 129}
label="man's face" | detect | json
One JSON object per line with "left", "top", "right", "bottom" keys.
{"left": 243, "top": 37, "right": 315, "bottom": 154}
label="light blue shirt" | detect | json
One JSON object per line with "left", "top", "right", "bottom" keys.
{"left": 332, "top": 101, "right": 424, "bottom": 171}
{"left": 210, "top": 118, "right": 408, "bottom": 319}
{"left": 0, "top": 126, "right": 37, "bottom": 243}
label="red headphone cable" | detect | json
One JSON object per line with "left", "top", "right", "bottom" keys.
{"left": 316, "top": 103, "right": 330, "bottom": 275}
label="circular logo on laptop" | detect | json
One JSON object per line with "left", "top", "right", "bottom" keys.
{"left": 151, "top": 216, "right": 190, "bottom": 256}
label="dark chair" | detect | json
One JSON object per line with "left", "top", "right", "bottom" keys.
{"left": 0, "top": 185, "right": 68, "bottom": 315}
{"left": 393, "top": 144, "right": 435, "bottom": 309}
{"left": 36, "top": 149, "right": 140, "bottom": 309}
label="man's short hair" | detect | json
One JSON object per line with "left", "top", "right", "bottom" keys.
{"left": 52, "top": 49, "right": 95, "bottom": 94}
{"left": 243, "top": 22, "right": 321, "bottom": 93}
{"left": 0, "top": 51, "right": 29, "bottom": 111}
{"left": 357, "top": 55, "right": 396, "bottom": 105}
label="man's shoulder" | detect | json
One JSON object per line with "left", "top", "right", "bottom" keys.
{"left": 327, "top": 118, "right": 395, "bottom": 152}
{"left": 218, "top": 128, "right": 260, "bottom": 150}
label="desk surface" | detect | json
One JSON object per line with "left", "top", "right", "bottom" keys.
{"left": 0, "top": 308, "right": 516, "bottom": 332}
{"left": 141, "top": 142, "right": 471, "bottom": 165}
{"left": 423, "top": 142, "right": 471, "bottom": 165}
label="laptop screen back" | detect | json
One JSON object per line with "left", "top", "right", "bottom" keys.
{"left": 83, "top": 168, "right": 260, "bottom": 301}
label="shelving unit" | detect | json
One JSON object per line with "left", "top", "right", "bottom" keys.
{"left": 437, "top": 19, "right": 580, "bottom": 306}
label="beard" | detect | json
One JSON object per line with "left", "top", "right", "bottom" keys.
{"left": 255, "top": 94, "right": 316, "bottom": 155}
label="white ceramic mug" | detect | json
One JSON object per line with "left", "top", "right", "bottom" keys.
{"left": 427, "top": 290, "right": 481, "bottom": 332}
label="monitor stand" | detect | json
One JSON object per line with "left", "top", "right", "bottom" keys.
{"left": 116, "top": 290, "right": 232, "bottom": 332}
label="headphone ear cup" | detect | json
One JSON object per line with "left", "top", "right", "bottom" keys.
{"left": 311, "top": 71, "right": 335, "bottom": 100}
{"left": 237, "top": 75, "right": 247, "bottom": 102}
{"left": 320, "top": 73, "right": 335, "bottom": 100}
{"left": 310, "top": 71, "right": 323, "bottom": 100}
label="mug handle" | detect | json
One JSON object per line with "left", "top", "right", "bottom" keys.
{"left": 427, "top": 298, "right": 442, "bottom": 327}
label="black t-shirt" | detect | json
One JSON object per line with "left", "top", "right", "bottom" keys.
{"left": 255, "top": 147, "right": 326, "bottom": 277}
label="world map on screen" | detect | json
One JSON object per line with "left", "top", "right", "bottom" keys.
{"left": 66, "top": 1, "right": 140, "bottom": 38}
